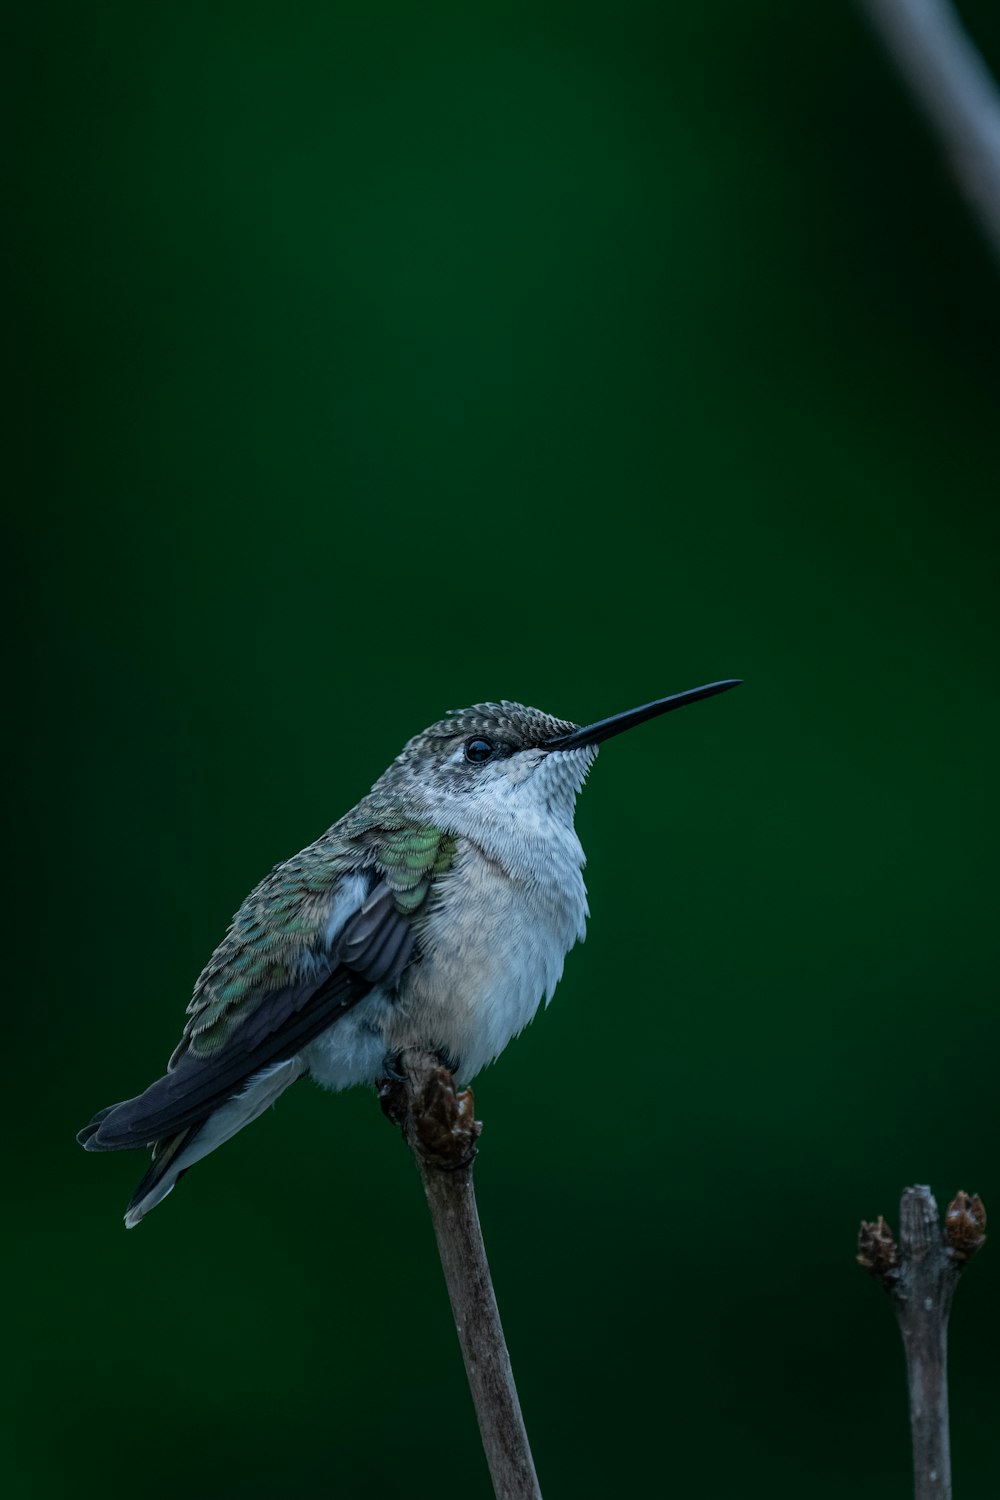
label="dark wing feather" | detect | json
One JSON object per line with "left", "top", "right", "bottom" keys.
{"left": 79, "top": 877, "right": 414, "bottom": 1151}
{"left": 339, "top": 882, "right": 417, "bottom": 982}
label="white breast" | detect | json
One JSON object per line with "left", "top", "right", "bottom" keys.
{"left": 389, "top": 791, "right": 591, "bottom": 1078}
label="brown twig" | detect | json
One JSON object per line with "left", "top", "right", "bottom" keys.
{"left": 858, "top": 1185, "right": 987, "bottom": 1500}
{"left": 856, "top": 0, "right": 1000, "bottom": 267}
{"left": 379, "top": 1048, "right": 542, "bottom": 1500}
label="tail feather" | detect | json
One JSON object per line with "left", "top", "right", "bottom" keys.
{"left": 113, "top": 1057, "right": 306, "bottom": 1227}
{"left": 76, "top": 1104, "right": 121, "bottom": 1148}
{"left": 123, "top": 1127, "right": 199, "bottom": 1227}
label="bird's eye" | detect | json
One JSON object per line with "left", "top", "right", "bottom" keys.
{"left": 464, "top": 738, "right": 495, "bottom": 764}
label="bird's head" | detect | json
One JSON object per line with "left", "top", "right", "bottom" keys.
{"left": 371, "top": 681, "right": 741, "bottom": 829}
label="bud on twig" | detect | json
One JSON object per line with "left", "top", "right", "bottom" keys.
{"left": 857, "top": 1214, "right": 901, "bottom": 1286}
{"left": 944, "top": 1191, "right": 986, "bottom": 1263}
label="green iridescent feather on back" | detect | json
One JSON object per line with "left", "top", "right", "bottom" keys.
{"left": 377, "top": 825, "right": 457, "bottom": 912}
{"left": 172, "top": 806, "right": 455, "bottom": 1064}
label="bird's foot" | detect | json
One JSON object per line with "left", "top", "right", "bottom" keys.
{"left": 378, "top": 1051, "right": 407, "bottom": 1084}
{"left": 377, "top": 1047, "right": 481, "bottom": 1169}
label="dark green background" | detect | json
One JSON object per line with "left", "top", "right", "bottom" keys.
{"left": 9, "top": 3, "right": 999, "bottom": 1496}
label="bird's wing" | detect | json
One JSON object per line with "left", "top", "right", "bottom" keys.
{"left": 79, "top": 820, "right": 457, "bottom": 1150}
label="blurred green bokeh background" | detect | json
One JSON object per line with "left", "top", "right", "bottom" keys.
{"left": 9, "top": 3, "right": 999, "bottom": 1496}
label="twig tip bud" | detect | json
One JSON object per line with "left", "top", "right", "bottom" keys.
{"left": 945, "top": 1191, "right": 987, "bottom": 1263}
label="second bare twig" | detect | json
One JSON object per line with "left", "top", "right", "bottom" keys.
{"left": 858, "top": 1184, "right": 987, "bottom": 1500}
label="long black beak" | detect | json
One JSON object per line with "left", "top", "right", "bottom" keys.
{"left": 542, "top": 679, "right": 742, "bottom": 751}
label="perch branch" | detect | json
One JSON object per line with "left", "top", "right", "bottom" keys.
{"left": 379, "top": 1048, "right": 542, "bottom": 1500}
{"left": 858, "top": 1185, "right": 987, "bottom": 1500}
{"left": 856, "top": 0, "right": 1000, "bottom": 266}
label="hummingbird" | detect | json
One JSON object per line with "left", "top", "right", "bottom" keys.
{"left": 78, "top": 680, "right": 740, "bottom": 1225}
